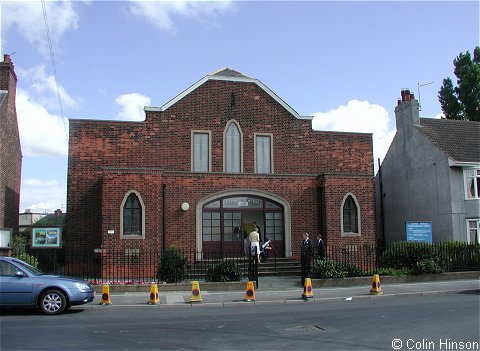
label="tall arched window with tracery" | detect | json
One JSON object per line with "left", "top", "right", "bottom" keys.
{"left": 121, "top": 191, "right": 145, "bottom": 238}
{"left": 224, "top": 121, "right": 242, "bottom": 173}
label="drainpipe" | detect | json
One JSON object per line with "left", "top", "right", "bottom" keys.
{"left": 162, "top": 184, "right": 166, "bottom": 252}
{"left": 378, "top": 158, "right": 386, "bottom": 246}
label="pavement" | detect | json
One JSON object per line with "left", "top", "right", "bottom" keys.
{"left": 75, "top": 275, "right": 480, "bottom": 310}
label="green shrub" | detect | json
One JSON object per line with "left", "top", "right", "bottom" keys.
{"left": 437, "top": 241, "right": 480, "bottom": 271}
{"left": 157, "top": 247, "right": 187, "bottom": 283}
{"left": 379, "top": 241, "right": 479, "bottom": 273}
{"left": 415, "top": 258, "right": 445, "bottom": 274}
{"left": 206, "top": 260, "right": 242, "bottom": 282}
{"left": 312, "top": 258, "right": 362, "bottom": 279}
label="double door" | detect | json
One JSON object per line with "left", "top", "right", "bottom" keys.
{"left": 202, "top": 209, "right": 285, "bottom": 257}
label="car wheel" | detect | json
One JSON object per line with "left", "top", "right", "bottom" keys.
{"left": 39, "top": 289, "right": 67, "bottom": 315}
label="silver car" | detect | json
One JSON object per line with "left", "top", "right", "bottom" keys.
{"left": 0, "top": 256, "right": 94, "bottom": 315}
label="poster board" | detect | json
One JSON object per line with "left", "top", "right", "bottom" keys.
{"left": 32, "top": 228, "right": 62, "bottom": 248}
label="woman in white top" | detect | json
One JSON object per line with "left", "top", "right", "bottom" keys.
{"left": 248, "top": 228, "right": 261, "bottom": 263}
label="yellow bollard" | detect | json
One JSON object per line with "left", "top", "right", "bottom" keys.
{"left": 99, "top": 284, "right": 112, "bottom": 305}
{"left": 190, "top": 281, "right": 202, "bottom": 303}
{"left": 244, "top": 281, "right": 256, "bottom": 302}
{"left": 302, "top": 277, "right": 313, "bottom": 299}
{"left": 370, "top": 274, "right": 383, "bottom": 295}
{"left": 148, "top": 284, "right": 159, "bottom": 304}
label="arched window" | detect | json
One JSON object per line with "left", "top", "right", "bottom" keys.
{"left": 341, "top": 194, "right": 360, "bottom": 236}
{"left": 224, "top": 121, "right": 242, "bottom": 173}
{"left": 121, "top": 191, "right": 145, "bottom": 238}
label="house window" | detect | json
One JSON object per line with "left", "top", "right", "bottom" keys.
{"left": 467, "top": 220, "right": 480, "bottom": 244}
{"left": 341, "top": 194, "right": 360, "bottom": 236}
{"left": 192, "top": 131, "right": 210, "bottom": 172}
{"left": 224, "top": 121, "right": 242, "bottom": 173}
{"left": 255, "top": 134, "right": 273, "bottom": 174}
{"left": 464, "top": 169, "right": 480, "bottom": 199}
{"left": 121, "top": 191, "right": 145, "bottom": 238}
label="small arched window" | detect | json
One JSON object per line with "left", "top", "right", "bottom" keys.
{"left": 224, "top": 121, "right": 242, "bottom": 173}
{"left": 341, "top": 194, "right": 360, "bottom": 236}
{"left": 121, "top": 191, "right": 145, "bottom": 238}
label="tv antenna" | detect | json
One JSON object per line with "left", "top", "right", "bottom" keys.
{"left": 417, "top": 82, "right": 434, "bottom": 111}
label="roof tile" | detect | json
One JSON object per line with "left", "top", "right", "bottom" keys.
{"left": 417, "top": 118, "right": 480, "bottom": 163}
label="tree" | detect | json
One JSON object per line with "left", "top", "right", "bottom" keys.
{"left": 438, "top": 46, "right": 480, "bottom": 121}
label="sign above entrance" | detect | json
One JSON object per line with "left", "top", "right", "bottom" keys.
{"left": 223, "top": 197, "right": 263, "bottom": 209}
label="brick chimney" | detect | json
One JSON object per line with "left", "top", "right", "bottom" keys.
{"left": 0, "top": 54, "right": 17, "bottom": 97}
{"left": 394, "top": 89, "right": 420, "bottom": 131}
{"left": 54, "top": 209, "right": 63, "bottom": 218}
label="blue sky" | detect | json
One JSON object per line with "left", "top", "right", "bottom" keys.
{"left": 1, "top": 0, "right": 479, "bottom": 213}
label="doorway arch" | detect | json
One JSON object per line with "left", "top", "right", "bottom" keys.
{"left": 196, "top": 189, "right": 292, "bottom": 259}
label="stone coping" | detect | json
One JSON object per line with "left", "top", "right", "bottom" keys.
{"left": 93, "top": 271, "right": 479, "bottom": 293}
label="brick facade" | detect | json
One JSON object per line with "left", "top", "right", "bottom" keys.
{"left": 0, "top": 55, "right": 22, "bottom": 236}
{"left": 66, "top": 69, "right": 375, "bottom": 271}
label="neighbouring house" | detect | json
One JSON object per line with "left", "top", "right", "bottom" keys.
{"left": 65, "top": 68, "right": 376, "bottom": 276}
{"left": 376, "top": 90, "right": 480, "bottom": 245}
{"left": 0, "top": 54, "right": 22, "bottom": 254}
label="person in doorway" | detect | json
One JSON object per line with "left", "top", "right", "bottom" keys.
{"left": 249, "top": 226, "right": 261, "bottom": 263}
{"left": 243, "top": 224, "right": 249, "bottom": 257}
{"left": 301, "top": 232, "right": 313, "bottom": 285}
{"left": 316, "top": 234, "right": 325, "bottom": 260}
{"left": 252, "top": 221, "right": 262, "bottom": 244}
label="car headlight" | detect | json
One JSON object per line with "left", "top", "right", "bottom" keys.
{"left": 74, "top": 282, "right": 91, "bottom": 291}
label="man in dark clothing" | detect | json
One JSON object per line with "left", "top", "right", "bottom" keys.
{"left": 301, "top": 232, "right": 313, "bottom": 285}
{"left": 316, "top": 234, "right": 325, "bottom": 260}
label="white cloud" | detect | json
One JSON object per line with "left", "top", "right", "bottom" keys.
{"left": 312, "top": 100, "right": 396, "bottom": 171}
{"left": 116, "top": 93, "right": 151, "bottom": 121}
{"left": 16, "top": 88, "right": 69, "bottom": 157}
{"left": 128, "top": 0, "right": 233, "bottom": 33}
{"left": 2, "top": 1, "right": 80, "bottom": 55}
{"left": 19, "top": 65, "right": 79, "bottom": 111}
{"left": 20, "top": 178, "right": 66, "bottom": 213}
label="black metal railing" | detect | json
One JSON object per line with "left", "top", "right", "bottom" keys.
{"left": 10, "top": 241, "right": 479, "bottom": 284}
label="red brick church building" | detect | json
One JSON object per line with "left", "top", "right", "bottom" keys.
{"left": 65, "top": 68, "right": 375, "bottom": 271}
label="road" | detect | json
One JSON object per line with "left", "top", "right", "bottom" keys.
{"left": 1, "top": 292, "right": 479, "bottom": 351}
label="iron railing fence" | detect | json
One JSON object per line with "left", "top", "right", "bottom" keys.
{"left": 10, "top": 242, "right": 479, "bottom": 284}
{"left": 11, "top": 246, "right": 258, "bottom": 284}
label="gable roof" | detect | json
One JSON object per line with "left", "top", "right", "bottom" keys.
{"left": 145, "top": 67, "right": 312, "bottom": 120}
{"left": 34, "top": 213, "right": 66, "bottom": 227}
{"left": 417, "top": 118, "right": 480, "bottom": 164}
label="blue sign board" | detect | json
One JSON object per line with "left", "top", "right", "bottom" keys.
{"left": 406, "top": 222, "right": 432, "bottom": 243}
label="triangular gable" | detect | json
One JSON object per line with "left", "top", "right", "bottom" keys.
{"left": 145, "top": 68, "right": 313, "bottom": 120}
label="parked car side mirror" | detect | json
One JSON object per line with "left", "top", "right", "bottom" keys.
{"left": 15, "top": 271, "right": 26, "bottom": 278}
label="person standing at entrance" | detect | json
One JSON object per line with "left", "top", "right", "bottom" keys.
{"left": 301, "top": 232, "right": 313, "bottom": 285}
{"left": 252, "top": 221, "right": 262, "bottom": 244}
{"left": 249, "top": 227, "right": 261, "bottom": 263}
{"left": 316, "top": 234, "right": 325, "bottom": 260}
{"left": 243, "top": 224, "right": 249, "bottom": 256}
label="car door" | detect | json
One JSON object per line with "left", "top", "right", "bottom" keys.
{"left": 0, "top": 261, "right": 34, "bottom": 306}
